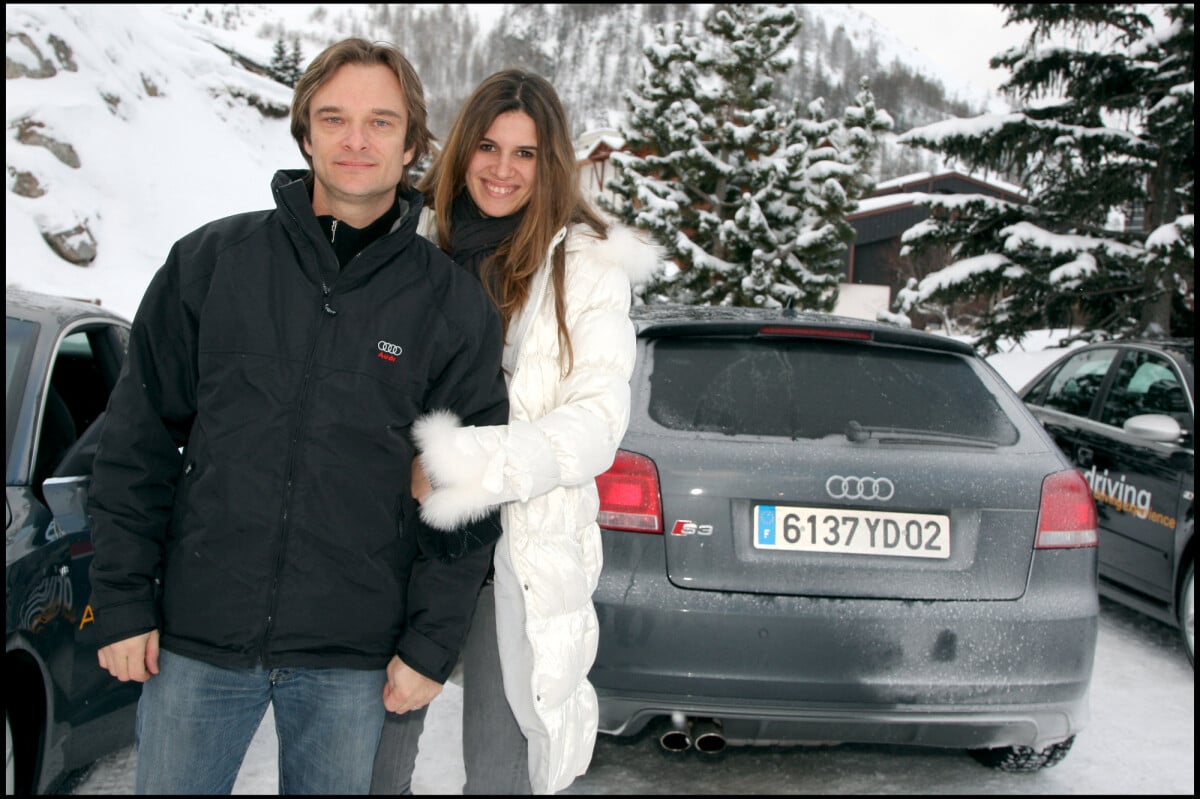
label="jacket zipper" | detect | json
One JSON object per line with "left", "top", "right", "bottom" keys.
{"left": 261, "top": 196, "right": 400, "bottom": 663}
{"left": 502, "top": 229, "right": 565, "bottom": 741}
{"left": 259, "top": 237, "right": 342, "bottom": 667}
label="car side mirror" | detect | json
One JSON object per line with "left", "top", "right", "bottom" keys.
{"left": 42, "top": 475, "right": 92, "bottom": 538}
{"left": 1122, "top": 413, "right": 1183, "bottom": 443}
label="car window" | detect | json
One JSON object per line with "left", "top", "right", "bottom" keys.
{"left": 1035, "top": 347, "right": 1119, "bottom": 417}
{"left": 6, "top": 316, "right": 39, "bottom": 464}
{"left": 1099, "top": 349, "right": 1190, "bottom": 430}
{"left": 645, "top": 338, "right": 1019, "bottom": 444}
{"left": 34, "top": 324, "right": 127, "bottom": 493}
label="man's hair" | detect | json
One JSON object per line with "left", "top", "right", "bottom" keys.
{"left": 290, "top": 38, "right": 431, "bottom": 191}
{"left": 419, "top": 69, "right": 607, "bottom": 371}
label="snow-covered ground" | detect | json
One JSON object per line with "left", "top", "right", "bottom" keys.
{"left": 68, "top": 593, "right": 1193, "bottom": 795}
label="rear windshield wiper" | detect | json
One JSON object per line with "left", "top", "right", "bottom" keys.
{"left": 844, "top": 420, "right": 999, "bottom": 448}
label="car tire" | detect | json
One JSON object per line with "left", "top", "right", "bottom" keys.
{"left": 969, "top": 736, "right": 1074, "bottom": 772}
{"left": 1180, "top": 559, "right": 1194, "bottom": 668}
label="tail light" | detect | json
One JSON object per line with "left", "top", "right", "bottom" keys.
{"left": 596, "top": 449, "right": 663, "bottom": 534}
{"left": 1035, "top": 469, "right": 1099, "bottom": 549}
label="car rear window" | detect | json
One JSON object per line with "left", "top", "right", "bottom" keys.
{"left": 646, "top": 337, "right": 1019, "bottom": 444}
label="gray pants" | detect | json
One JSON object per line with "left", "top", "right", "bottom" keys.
{"left": 370, "top": 582, "right": 532, "bottom": 795}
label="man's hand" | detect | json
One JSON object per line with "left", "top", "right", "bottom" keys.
{"left": 97, "top": 629, "right": 160, "bottom": 682}
{"left": 411, "top": 455, "right": 432, "bottom": 504}
{"left": 382, "top": 655, "right": 442, "bottom": 714}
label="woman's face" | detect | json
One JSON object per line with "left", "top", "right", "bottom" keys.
{"left": 465, "top": 110, "right": 537, "bottom": 218}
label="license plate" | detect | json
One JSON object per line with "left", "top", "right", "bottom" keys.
{"left": 754, "top": 504, "right": 950, "bottom": 559}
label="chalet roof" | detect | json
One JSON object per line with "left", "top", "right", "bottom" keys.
{"left": 871, "top": 169, "right": 1025, "bottom": 201}
{"left": 575, "top": 128, "right": 626, "bottom": 162}
{"left": 848, "top": 169, "right": 1026, "bottom": 222}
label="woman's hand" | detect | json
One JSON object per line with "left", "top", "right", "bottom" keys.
{"left": 411, "top": 455, "right": 432, "bottom": 504}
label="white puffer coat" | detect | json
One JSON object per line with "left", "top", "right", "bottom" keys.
{"left": 413, "top": 215, "right": 660, "bottom": 794}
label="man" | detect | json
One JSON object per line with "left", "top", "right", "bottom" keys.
{"left": 87, "top": 38, "right": 507, "bottom": 794}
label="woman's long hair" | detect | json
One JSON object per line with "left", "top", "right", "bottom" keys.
{"left": 419, "top": 69, "right": 608, "bottom": 373}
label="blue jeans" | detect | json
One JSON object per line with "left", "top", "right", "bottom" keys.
{"left": 370, "top": 582, "right": 530, "bottom": 795}
{"left": 135, "top": 649, "right": 387, "bottom": 794}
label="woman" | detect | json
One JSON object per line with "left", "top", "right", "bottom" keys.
{"left": 370, "top": 70, "right": 660, "bottom": 795}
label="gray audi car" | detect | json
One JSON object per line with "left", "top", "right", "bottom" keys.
{"left": 590, "top": 305, "right": 1100, "bottom": 771}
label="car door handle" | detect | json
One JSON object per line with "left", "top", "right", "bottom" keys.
{"left": 1076, "top": 445, "right": 1093, "bottom": 466}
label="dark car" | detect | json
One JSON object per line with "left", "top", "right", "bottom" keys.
{"left": 1018, "top": 338, "right": 1194, "bottom": 666}
{"left": 5, "top": 288, "right": 140, "bottom": 794}
{"left": 590, "top": 305, "right": 1100, "bottom": 771}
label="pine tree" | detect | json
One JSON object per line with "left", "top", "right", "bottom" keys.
{"left": 286, "top": 35, "right": 304, "bottom": 86}
{"left": 601, "top": 4, "right": 890, "bottom": 308}
{"left": 265, "top": 31, "right": 303, "bottom": 88}
{"left": 894, "top": 3, "right": 1194, "bottom": 353}
{"left": 268, "top": 31, "right": 289, "bottom": 86}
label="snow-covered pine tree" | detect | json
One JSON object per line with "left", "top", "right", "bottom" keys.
{"left": 601, "top": 4, "right": 889, "bottom": 308}
{"left": 597, "top": 15, "right": 712, "bottom": 303}
{"left": 894, "top": 3, "right": 1194, "bottom": 353}
{"left": 268, "top": 32, "right": 289, "bottom": 86}
{"left": 285, "top": 35, "right": 304, "bottom": 87}
{"left": 780, "top": 80, "right": 893, "bottom": 310}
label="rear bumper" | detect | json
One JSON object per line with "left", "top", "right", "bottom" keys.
{"left": 594, "top": 693, "right": 1086, "bottom": 750}
{"left": 591, "top": 537, "right": 1098, "bottom": 749}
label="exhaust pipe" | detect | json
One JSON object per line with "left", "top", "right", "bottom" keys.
{"left": 691, "top": 718, "right": 726, "bottom": 755}
{"left": 658, "top": 711, "right": 692, "bottom": 752}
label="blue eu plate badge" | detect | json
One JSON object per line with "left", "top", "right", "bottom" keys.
{"left": 757, "top": 505, "right": 776, "bottom": 546}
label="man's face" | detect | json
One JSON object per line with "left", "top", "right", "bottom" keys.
{"left": 303, "top": 63, "right": 415, "bottom": 224}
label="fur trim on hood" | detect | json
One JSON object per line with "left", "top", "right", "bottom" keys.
{"left": 567, "top": 223, "right": 665, "bottom": 289}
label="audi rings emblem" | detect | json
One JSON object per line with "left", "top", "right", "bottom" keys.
{"left": 378, "top": 340, "right": 404, "bottom": 357}
{"left": 825, "top": 475, "right": 895, "bottom": 501}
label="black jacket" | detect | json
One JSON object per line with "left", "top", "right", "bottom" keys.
{"left": 86, "top": 170, "right": 508, "bottom": 681}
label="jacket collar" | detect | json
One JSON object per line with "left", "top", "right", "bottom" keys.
{"left": 271, "top": 169, "right": 426, "bottom": 289}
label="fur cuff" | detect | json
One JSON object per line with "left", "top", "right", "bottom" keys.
{"left": 412, "top": 410, "right": 503, "bottom": 531}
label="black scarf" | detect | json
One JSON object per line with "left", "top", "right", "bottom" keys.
{"left": 446, "top": 191, "right": 525, "bottom": 279}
